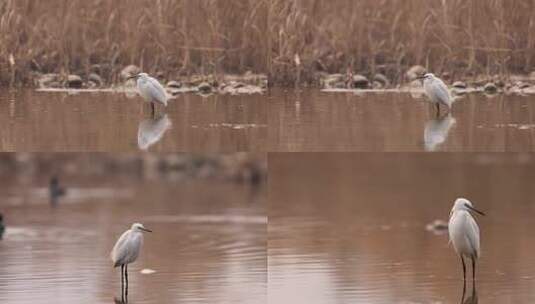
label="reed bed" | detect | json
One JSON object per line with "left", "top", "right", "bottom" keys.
{"left": 1, "top": 0, "right": 535, "bottom": 86}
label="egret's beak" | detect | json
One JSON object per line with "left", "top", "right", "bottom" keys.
{"left": 416, "top": 75, "right": 426, "bottom": 80}
{"left": 126, "top": 74, "right": 139, "bottom": 81}
{"left": 140, "top": 227, "right": 153, "bottom": 233}
{"left": 466, "top": 205, "right": 485, "bottom": 216}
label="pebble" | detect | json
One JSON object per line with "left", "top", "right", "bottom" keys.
{"left": 452, "top": 81, "right": 467, "bottom": 89}
{"left": 197, "top": 82, "right": 213, "bottom": 94}
{"left": 483, "top": 82, "right": 498, "bottom": 93}
{"left": 166, "top": 80, "right": 181, "bottom": 89}
{"left": 406, "top": 65, "right": 426, "bottom": 81}
{"left": 66, "top": 74, "right": 83, "bottom": 88}
{"left": 120, "top": 65, "right": 140, "bottom": 80}
{"left": 352, "top": 74, "right": 369, "bottom": 89}
{"left": 373, "top": 73, "right": 390, "bottom": 87}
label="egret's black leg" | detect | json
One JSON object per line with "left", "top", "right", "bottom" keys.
{"left": 151, "top": 103, "right": 155, "bottom": 117}
{"left": 436, "top": 103, "right": 440, "bottom": 117}
{"left": 125, "top": 264, "right": 128, "bottom": 302}
{"left": 121, "top": 265, "right": 124, "bottom": 302}
{"left": 461, "top": 277, "right": 467, "bottom": 303}
{"left": 460, "top": 255, "right": 466, "bottom": 282}
{"left": 471, "top": 256, "right": 476, "bottom": 283}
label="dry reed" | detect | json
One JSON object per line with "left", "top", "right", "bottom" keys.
{"left": 1, "top": 0, "right": 535, "bottom": 86}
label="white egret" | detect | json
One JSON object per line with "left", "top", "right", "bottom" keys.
{"left": 111, "top": 223, "right": 152, "bottom": 301}
{"left": 448, "top": 198, "right": 485, "bottom": 282}
{"left": 417, "top": 73, "right": 453, "bottom": 115}
{"left": 127, "top": 73, "right": 168, "bottom": 116}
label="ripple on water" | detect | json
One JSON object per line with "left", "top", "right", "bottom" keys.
{"left": 3, "top": 226, "right": 96, "bottom": 242}
{"left": 144, "top": 214, "right": 267, "bottom": 225}
{"left": 3, "top": 187, "right": 133, "bottom": 206}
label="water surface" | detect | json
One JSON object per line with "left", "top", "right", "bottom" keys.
{"left": 269, "top": 153, "right": 535, "bottom": 303}
{"left": 0, "top": 174, "right": 266, "bottom": 304}
{"left": 268, "top": 90, "right": 535, "bottom": 151}
{"left": 0, "top": 90, "right": 266, "bottom": 152}
{"left": 5, "top": 89, "right": 535, "bottom": 152}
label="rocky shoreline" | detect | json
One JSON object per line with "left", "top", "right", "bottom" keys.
{"left": 36, "top": 65, "right": 268, "bottom": 96}
{"left": 320, "top": 65, "right": 535, "bottom": 96}
{"left": 33, "top": 64, "right": 535, "bottom": 96}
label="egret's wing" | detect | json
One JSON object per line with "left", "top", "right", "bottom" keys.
{"left": 111, "top": 230, "right": 132, "bottom": 267}
{"left": 145, "top": 77, "right": 168, "bottom": 106}
{"left": 430, "top": 79, "right": 451, "bottom": 106}
{"left": 465, "top": 215, "right": 481, "bottom": 258}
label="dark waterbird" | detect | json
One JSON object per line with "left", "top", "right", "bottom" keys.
{"left": 49, "top": 176, "right": 66, "bottom": 206}
{"left": 0, "top": 213, "right": 5, "bottom": 240}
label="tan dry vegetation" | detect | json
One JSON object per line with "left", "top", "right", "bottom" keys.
{"left": 1, "top": 0, "right": 535, "bottom": 86}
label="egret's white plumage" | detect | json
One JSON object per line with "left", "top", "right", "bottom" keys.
{"left": 136, "top": 73, "right": 168, "bottom": 106}
{"left": 448, "top": 198, "right": 485, "bottom": 282}
{"left": 128, "top": 73, "right": 168, "bottom": 115}
{"left": 420, "top": 73, "right": 452, "bottom": 113}
{"left": 111, "top": 223, "right": 152, "bottom": 301}
{"left": 111, "top": 223, "right": 146, "bottom": 267}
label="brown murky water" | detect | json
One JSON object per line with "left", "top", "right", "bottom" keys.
{"left": 269, "top": 153, "right": 535, "bottom": 304}
{"left": 268, "top": 89, "right": 535, "bottom": 151}
{"left": 0, "top": 174, "right": 266, "bottom": 304}
{"left": 4, "top": 89, "right": 535, "bottom": 152}
{"left": 0, "top": 90, "right": 266, "bottom": 152}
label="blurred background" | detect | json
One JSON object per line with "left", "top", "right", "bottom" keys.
{"left": 2, "top": 0, "right": 535, "bottom": 86}
{"left": 0, "top": 153, "right": 266, "bottom": 304}
{"left": 269, "top": 153, "right": 535, "bottom": 304}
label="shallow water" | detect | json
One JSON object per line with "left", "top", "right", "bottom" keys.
{"left": 0, "top": 90, "right": 266, "bottom": 152}
{"left": 4, "top": 88, "right": 535, "bottom": 152}
{"left": 268, "top": 153, "right": 535, "bottom": 304}
{"left": 268, "top": 89, "right": 535, "bottom": 151}
{"left": 0, "top": 175, "right": 266, "bottom": 304}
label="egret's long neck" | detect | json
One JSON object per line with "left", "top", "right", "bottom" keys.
{"left": 450, "top": 208, "right": 467, "bottom": 219}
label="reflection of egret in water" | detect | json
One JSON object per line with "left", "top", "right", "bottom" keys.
{"left": 424, "top": 114, "right": 456, "bottom": 151}
{"left": 461, "top": 284, "right": 478, "bottom": 304}
{"left": 137, "top": 114, "right": 172, "bottom": 150}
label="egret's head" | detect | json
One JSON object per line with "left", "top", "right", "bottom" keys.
{"left": 131, "top": 223, "right": 152, "bottom": 233}
{"left": 126, "top": 73, "right": 148, "bottom": 81}
{"left": 451, "top": 198, "right": 485, "bottom": 217}
{"left": 417, "top": 73, "right": 435, "bottom": 81}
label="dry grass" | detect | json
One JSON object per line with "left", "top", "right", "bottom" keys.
{"left": 1, "top": 0, "right": 535, "bottom": 86}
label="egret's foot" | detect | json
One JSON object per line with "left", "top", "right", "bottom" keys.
{"left": 113, "top": 297, "right": 125, "bottom": 304}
